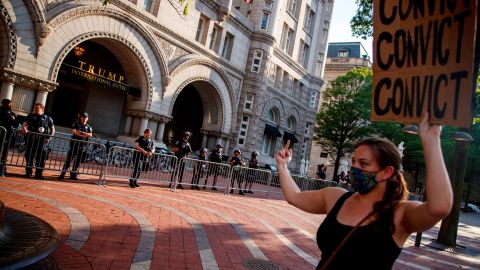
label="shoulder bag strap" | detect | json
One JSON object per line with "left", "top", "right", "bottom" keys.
{"left": 319, "top": 210, "right": 375, "bottom": 270}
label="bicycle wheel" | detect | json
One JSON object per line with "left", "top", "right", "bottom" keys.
{"left": 113, "top": 152, "right": 130, "bottom": 167}
{"left": 93, "top": 148, "right": 107, "bottom": 165}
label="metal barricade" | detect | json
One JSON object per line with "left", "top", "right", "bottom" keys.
{"left": 291, "top": 174, "right": 311, "bottom": 191}
{"left": 4, "top": 130, "right": 106, "bottom": 179}
{"left": 103, "top": 145, "right": 177, "bottom": 186}
{"left": 229, "top": 166, "right": 272, "bottom": 197}
{"left": 305, "top": 178, "right": 338, "bottom": 190}
{"left": 172, "top": 158, "right": 231, "bottom": 192}
{"left": 0, "top": 126, "right": 7, "bottom": 176}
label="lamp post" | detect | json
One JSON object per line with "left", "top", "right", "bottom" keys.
{"left": 437, "top": 130, "right": 473, "bottom": 246}
{"left": 400, "top": 125, "right": 474, "bottom": 247}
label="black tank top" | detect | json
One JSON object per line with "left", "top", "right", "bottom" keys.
{"left": 316, "top": 192, "right": 402, "bottom": 270}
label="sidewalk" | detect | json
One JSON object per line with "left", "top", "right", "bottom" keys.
{"left": 0, "top": 172, "right": 479, "bottom": 270}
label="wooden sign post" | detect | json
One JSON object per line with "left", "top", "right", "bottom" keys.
{"left": 372, "top": 0, "right": 478, "bottom": 127}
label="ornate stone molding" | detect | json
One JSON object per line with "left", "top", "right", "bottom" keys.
{"left": 216, "top": 6, "right": 229, "bottom": 22}
{"left": 22, "top": 0, "right": 48, "bottom": 55}
{"left": 261, "top": 97, "right": 285, "bottom": 123}
{"left": 157, "top": 37, "right": 190, "bottom": 66}
{"left": 170, "top": 76, "right": 226, "bottom": 130}
{"left": 47, "top": 5, "right": 169, "bottom": 98}
{"left": 125, "top": 109, "right": 172, "bottom": 123}
{"left": 50, "top": 32, "right": 154, "bottom": 110}
{"left": 200, "top": 129, "right": 232, "bottom": 139}
{"left": 0, "top": 68, "right": 58, "bottom": 92}
{"left": 0, "top": 1, "right": 17, "bottom": 69}
{"left": 251, "top": 32, "right": 276, "bottom": 47}
{"left": 169, "top": 57, "right": 235, "bottom": 105}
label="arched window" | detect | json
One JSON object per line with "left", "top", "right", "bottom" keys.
{"left": 286, "top": 116, "right": 296, "bottom": 131}
{"left": 267, "top": 108, "right": 279, "bottom": 123}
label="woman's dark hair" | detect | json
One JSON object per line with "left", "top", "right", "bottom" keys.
{"left": 354, "top": 137, "right": 409, "bottom": 233}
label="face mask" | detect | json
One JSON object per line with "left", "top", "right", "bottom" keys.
{"left": 349, "top": 167, "right": 380, "bottom": 194}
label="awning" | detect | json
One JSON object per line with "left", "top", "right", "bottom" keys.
{"left": 264, "top": 124, "right": 282, "bottom": 137}
{"left": 283, "top": 131, "right": 299, "bottom": 144}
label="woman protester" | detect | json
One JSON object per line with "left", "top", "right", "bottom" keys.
{"left": 275, "top": 112, "right": 452, "bottom": 270}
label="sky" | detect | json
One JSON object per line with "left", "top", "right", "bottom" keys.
{"left": 328, "top": 0, "right": 373, "bottom": 58}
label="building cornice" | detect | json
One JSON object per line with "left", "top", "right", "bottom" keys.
{"left": 273, "top": 47, "right": 308, "bottom": 77}
{"left": 0, "top": 68, "right": 58, "bottom": 92}
{"left": 125, "top": 109, "right": 172, "bottom": 123}
{"left": 251, "top": 32, "right": 276, "bottom": 46}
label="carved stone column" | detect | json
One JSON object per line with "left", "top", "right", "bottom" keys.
{"left": 156, "top": 122, "right": 165, "bottom": 141}
{"left": 139, "top": 117, "right": 149, "bottom": 136}
{"left": 0, "top": 80, "right": 14, "bottom": 100}
{"left": 34, "top": 91, "right": 48, "bottom": 106}
{"left": 124, "top": 115, "right": 133, "bottom": 135}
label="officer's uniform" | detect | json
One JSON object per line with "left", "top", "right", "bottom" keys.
{"left": 229, "top": 155, "right": 245, "bottom": 194}
{"left": 130, "top": 135, "right": 154, "bottom": 184}
{"left": 172, "top": 139, "right": 192, "bottom": 185}
{"left": 60, "top": 122, "right": 92, "bottom": 179}
{"left": 0, "top": 106, "right": 16, "bottom": 175}
{"left": 191, "top": 152, "right": 207, "bottom": 189}
{"left": 246, "top": 156, "right": 259, "bottom": 193}
{"left": 24, "top": 113, "right": 54, "bottom": 178}
{"left": 205, "top": 148, "right": 222, "bottom": 189}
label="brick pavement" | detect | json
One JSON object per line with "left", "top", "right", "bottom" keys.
{"left": 0, "top": 172, "right": 479, "bottom": 270}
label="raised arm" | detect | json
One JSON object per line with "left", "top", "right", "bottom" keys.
{"left": 402, "top": 112, "right": 453, "bottom": 233}
{"left": 275, "top": 140, "right": 346, "bottom": 214}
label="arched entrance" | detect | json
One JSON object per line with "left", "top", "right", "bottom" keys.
{"left": 165, "top": 81, "right": 223, "bottom": 151}
{"left": 46, "top": 39, "right": 143, "bottom": 136}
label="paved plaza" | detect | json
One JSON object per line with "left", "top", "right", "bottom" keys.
{"left": 0, "top": 171, "right": 479, "bottom": 270}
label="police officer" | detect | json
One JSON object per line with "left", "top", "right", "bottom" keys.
{"left": 191, "top": 148, "right": 208, "bottom": 189}
{"left": 21, "top": 103, "right": 55, "bottom": 179}
{"left": 130, "top": 128, "right": 155, "bottom": 188}
{"left": 228, "top": 148, "right": 246, "bottom": 195}
{"left": 171, "top": 131, "right": 192, "bottom": 189}
{"left": 245, "top": 151, "right": 259, "bottom": 194}
{"left": 0, "top": 99, "right": 17, "bottom": 176}
{"left": 204, "top": 144, "right": 223, "bottom": 190}
{"left": 58, "top": 112, "right": 92, "bottom": 180}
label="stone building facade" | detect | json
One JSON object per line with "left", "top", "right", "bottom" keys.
{"left": 0, "top": 0, "right": 333, "bottom": 172}
{"left": 307, "top": 41, "right": 372, "bottom": 178}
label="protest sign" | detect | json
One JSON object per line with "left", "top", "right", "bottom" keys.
{"left": 372, "top": 0, "right": 477, "bottom": 127}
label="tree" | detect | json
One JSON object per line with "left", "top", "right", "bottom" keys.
{"left": 350, "top": 0, "right": 373, "bottom": 40}
{"left": 314, "top": 68, "right": 372, "bottom": 179}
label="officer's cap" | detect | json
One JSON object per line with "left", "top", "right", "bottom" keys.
{"left": 216, "top": 144, "right": 223, "bottom": 148}
{"left": 183, "top": 131, "right": 191, "bottom": 137}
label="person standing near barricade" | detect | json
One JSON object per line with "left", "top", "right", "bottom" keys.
{"left": 275, "top": 113, "right": 453, "bottom": 269}
{"left": 205, "top": 144, "right": 223, "bottom": 191}
{"left": 22, "top": 103, "right": 55, "bottom": 179}
{"left": 0, "top": 99, "right": 17, "bottom": 177}
{"left": 129, "top": 128, "right": 155, "bottom": 188}
{"left": 244, "top": 151, "right": 259, "bottom": 194}
{"left": 229, "top": 148, "right": 246, "bottom": 195}
{"left": 170, "top": 131, "right": 192, "bottom": 189}
{"left": 58, "top": 112, "right": 92, "bottom": 180}
{"left": 191, "top": 148, "right": 208, "bottom": 189}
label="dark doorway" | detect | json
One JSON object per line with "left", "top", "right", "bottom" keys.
{"left": 47, "top": 40, "right": 128, "bottom": 135}
{"left": 165, "top": 84, "right": 204, "bottom": 150}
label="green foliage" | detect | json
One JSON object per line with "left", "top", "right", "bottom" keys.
{"left": 350, "top": 0, "right": 373, "bottom": 39}
{"left": 314, "top": 68, "right": 372, "bottom": 175}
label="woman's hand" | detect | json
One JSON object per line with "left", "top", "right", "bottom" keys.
{"left": 275, "top": 140, "right": 292, "bottom": 167}
{"left": 418, "top": 111, "right": 442, "bottom": 142}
